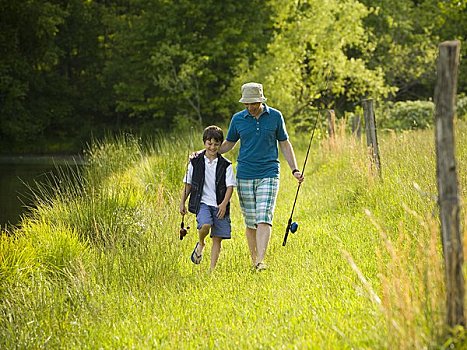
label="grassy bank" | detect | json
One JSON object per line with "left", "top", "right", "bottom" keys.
{"left": 1, "top": 122, "right": 466, "bottom": 349}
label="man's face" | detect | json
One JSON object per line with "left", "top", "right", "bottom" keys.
{"left": 204, "top": 138, "right": 221, "bottom": 157}
{"left": 244, "top": 102, "right": 262, "bottom": 116}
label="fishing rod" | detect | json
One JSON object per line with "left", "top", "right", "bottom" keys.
{"left": 282, "top": 111, "right": 320, "bottom": 246}
{"left": 180, "top": 153, "right": 191, "bottom": 240}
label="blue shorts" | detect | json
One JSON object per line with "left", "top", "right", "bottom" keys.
{"left": 196, "top": 203, "right": 232, "bottom": 239}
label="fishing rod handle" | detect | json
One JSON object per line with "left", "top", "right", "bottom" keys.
{"left": 282, "top": 218, "right": 293, "bottom": 246}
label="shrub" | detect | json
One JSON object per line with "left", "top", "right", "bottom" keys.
{"left": 378, "top": 100, "right": 435, "bottom": 131}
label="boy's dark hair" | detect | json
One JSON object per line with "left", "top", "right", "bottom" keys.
{"left": 203, "top": 125, "right": 224, "bottom": 143}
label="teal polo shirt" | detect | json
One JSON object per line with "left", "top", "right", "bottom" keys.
{"left": 226, "top": 104, "right": 289, "bottom": 179}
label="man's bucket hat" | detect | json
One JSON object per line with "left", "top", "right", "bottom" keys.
{"left": 239, "top": 82, "right": 267, "bottom": 103}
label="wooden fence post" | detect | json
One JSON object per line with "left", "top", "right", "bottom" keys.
{"left": 362, "top": 99, "right": 381, "bottom": 176}
{"left": 327, "top": 109, "right": 336, "bottom": 140}
{"left": 434, "top": 40, "right": 464, "bottom": 328}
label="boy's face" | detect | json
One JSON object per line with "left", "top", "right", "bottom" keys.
{"left": 204, "top": 138, "right": 221, "bottom": 157}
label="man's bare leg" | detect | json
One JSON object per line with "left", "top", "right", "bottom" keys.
{"left": 245, "top": 227, "right": 257, "bottom": 265}
{"left": 255, "top": 223, "right": 271, "bottom": 265}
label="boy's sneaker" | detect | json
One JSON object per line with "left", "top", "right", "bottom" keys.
{"left": 255, "top": 262, "right": 268, "bottom": 271}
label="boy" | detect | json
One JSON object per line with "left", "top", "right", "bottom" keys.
{"left": 179, "top": 125, "right": 236, "bottom": 271}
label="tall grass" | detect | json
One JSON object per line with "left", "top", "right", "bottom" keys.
{"left": 0, "top": 123, "right": 466, "bottom": 349}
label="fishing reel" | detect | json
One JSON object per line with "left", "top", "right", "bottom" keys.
{"left": 290, "top": 221, "right": 299, "bottom": 233}
{"left": 179, "top": 219, "right": 190, "bottom": 240}
{"left": 282, "top": 220, "right": 299, "bottom": 246}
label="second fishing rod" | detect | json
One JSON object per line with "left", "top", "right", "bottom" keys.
{"left": 282, "top": 110, "right": 321, "bottom": 246}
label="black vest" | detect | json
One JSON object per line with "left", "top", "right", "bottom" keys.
{"left": 188, "top": 151, "right": 231, "bottom": 215}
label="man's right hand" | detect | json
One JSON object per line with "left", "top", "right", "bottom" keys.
{"left": 189, "top": 150, "right": 203, "bottom": 159}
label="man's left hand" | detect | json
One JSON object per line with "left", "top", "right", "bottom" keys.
{"left": 294, "top": 171, "right": 304, "bottom": 183}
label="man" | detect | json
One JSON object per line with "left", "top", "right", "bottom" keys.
{"left": 219, "top": 82, "right": 304, "bottom": 271}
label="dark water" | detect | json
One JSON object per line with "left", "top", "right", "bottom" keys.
{"left": 0, "top": 156, "right": 83, "bottom": 228}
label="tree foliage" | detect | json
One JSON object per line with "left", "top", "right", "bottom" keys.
{"left": 434, "top": 0, "right": 467, "bottom": 93}
{"left": 359, "top": 0, "right": 466, "bottom": 101}
{"left": 103, "top": 0, "right": 274, "bottom": 131}
{"left": 377, "top": 100, "right": 435, "bottom": 130}
{"left": 0, "top": 0, "right": 465, "bottom": 152}
{"left": 0, "top": 0, "right": 110, "bottom": 151}
{"left": 0, "top": 0, "right": 65, "bottom": 146}
{"left": 232, "top": 0, "right": 392, "bottom": 125}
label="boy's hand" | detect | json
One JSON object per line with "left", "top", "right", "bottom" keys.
{"left": 180, "top": 204, "right": 187, "bottom": 215}
{"left": 217, "top": 203, "right": 227, "bottom": 219}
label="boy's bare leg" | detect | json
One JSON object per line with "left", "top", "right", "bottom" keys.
{"left": 245, "top": 227, "right": 257, "bottom": 265}
{"left": 210, "top": 237, "right": 222, "bottom": 271}
{"left": 255, "top": 223, "right": 271, "bottom": 265}
{"left": 197, "top": 224, "right": 211, "bottom": 255}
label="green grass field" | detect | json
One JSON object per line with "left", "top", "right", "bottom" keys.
{"left": 1, "top": 121, "right": 466, "bottom": 349}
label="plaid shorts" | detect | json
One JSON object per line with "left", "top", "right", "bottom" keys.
{"left": 237, "top": 177, "right": 279, "bottom": 229}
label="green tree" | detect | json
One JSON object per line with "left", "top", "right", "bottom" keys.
{"left": 434, "top": 0, "right": 467, "bottom": 94}
{"left": 231, "top": 0, "right": 391, "bottom": 125}
{"left": 103, "top": 0, "right": 274, "bottom": 131}
{"left": 359, "top": 0, "right": 445, "bottom": 101}
{"left": 0, "top": 0, "right": 65, "bottom": 149}
{"left": 0, "top": 0, "right": 112, "bottom": 151}
{"left": 52, "top": 0, "right": 114, "bottom": 141}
